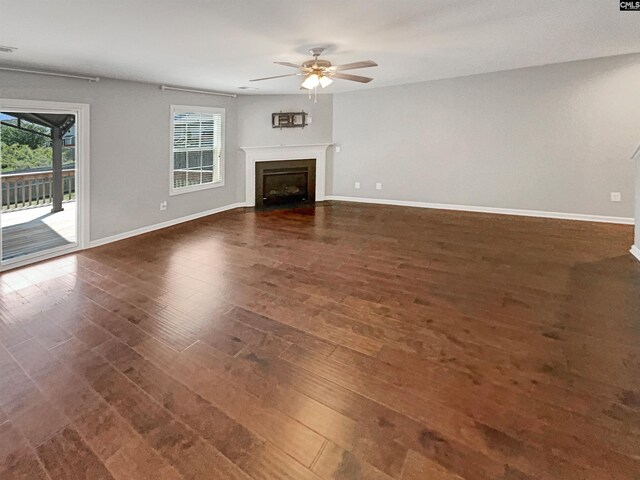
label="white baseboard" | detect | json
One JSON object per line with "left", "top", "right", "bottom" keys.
{"left": 88, "top": 202, "right": 246, "bottom": 248}
{"left": 631, "top": 245, "right": 640, "bottom": 262}
{"left": 325, "top": 195, "right": 634, "bottom": 225}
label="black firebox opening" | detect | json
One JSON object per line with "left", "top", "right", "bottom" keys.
{"left": 263, "top": 168, "right": 309, "bottom": 205}
{"left": 255, "top": 159, "right": 316, "bottom": 209}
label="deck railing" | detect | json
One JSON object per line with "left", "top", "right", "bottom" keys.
{"left": 1, "top": 170, "right": 75, "bottom": 210}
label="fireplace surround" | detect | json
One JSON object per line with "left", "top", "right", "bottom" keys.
{"left": 240, "top": 144, "right": 331, "bottom": 207}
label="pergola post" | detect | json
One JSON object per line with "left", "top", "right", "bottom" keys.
{"left": 51, "top": 125, "right": 64, "bottom": 213}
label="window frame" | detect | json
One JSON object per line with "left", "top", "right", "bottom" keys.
{"left": 169, "top": 104, "right": 225, "bottom": 196}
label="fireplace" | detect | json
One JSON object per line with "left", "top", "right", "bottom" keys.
{"left": 241, "top": 144, "right": 330, "bottom": 206}
{"left": 255, "top": 159, "right": 316, "bottom": 208}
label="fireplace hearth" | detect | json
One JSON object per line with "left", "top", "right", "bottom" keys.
{"left": 255, "top": 159, "right": 316, "bottom": 208}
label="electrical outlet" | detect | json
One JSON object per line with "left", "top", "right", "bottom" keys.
{"left": 375, "top": 182, "right": 382, "bottom": 190}
{"left": 335, "top": 145, "right": 341, "bottom": 153}
{"left": 610, "top": 192, "right": 622, "bottom": 202}
{"left": 160, "top": 200, "right": 168, "bottom": 211}
{"left": 354, "top": 182, "right": 361, "bottom": 189}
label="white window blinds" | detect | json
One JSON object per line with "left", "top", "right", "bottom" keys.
{"left": 171, "top": 107, "right": 224, "bottom": 192}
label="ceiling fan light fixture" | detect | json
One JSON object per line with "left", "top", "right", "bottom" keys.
{"left": 250, "top": 48, "right": 377, "bottom": 94}
{"left": 301, "top": 73, "right": 320, "bottom": 90}
{"left": 319, "top": 75, "right": 333, "bottom": 88}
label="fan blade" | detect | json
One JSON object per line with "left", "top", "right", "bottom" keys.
{"left": 274, "top": 61, "right": 302, "bottom": 69}
{"left": 332, "top": 72, "right": 373, "bottom": 83}
{"left": 250, "top": 73, "right": 301, "bottom": 82}
{"left": 332, "top": 60, "right": 378, "bottom": 71}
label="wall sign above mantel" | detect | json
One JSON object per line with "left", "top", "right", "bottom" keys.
{"left": 272, "top": 111, "right": 307, "bottom": 129}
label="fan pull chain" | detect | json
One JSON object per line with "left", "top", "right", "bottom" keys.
{"left": 314, "top": 86, "right": 317, "bottom": 103}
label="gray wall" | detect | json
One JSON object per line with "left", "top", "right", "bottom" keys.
{"left": 0, "top": 71, "right": 238, "bottom": 241}
{"left": 236, "top": 94, "right": 333, "bottom": 200}
{"left": 332, "top": 54, "right": 640, "bottom": 218}
{"left": 236, "top": 93, "right": 333, "bottom": 147}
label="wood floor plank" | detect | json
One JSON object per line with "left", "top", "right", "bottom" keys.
{"left": 181, "top": 328, "right": 506, "bottom": 479}
{"left": 97, "top": 337, "right": 265, "bottom": 465}
{"left": 134, "top": 337, "right": 327, "bottom": 468}
{"left": 0, "top": 421, "right": 51, "bottom": 480}
{"left": 312, "top": 441, "right": 394, "bottom": 480}
{"left": 36, "top": 427, "right": 114, "bottom": 480}
{"left": 104, "top": 438, "right": 183, "bottom": 480}
{"left": 400, "top": 450, "right": 465, "bottom": 480}
{"left": 51, "top": 339, "right": 252, "bottom": 480}
{"left": 327, "top": 342, "right": 640, "bottom": 470}
{"left": 73, "top": 401, "right": 139, "bottom": 462}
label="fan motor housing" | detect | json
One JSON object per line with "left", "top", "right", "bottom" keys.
{"left": 302, "top": 59, "right": 332, "bottom": 70}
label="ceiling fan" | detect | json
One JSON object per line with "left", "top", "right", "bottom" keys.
{"left": 250, "top": 47, "right": 377, "bottom": 90}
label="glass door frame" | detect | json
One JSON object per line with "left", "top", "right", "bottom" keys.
{"left": 0, "top": 99, "right": 90, "bottom": 271}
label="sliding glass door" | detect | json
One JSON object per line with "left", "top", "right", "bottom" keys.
{"left": 0, "top": 108, "right": 79, "bottom": 266}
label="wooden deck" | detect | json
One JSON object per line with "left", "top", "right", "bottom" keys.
{"left": 2, "top": 202, "right": 76, "bottom": 261}
{"left": 0, "top": 202, "right": 639, "bottom": 479}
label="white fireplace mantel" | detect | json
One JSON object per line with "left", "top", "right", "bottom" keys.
{"left": 240, "top": 143, "right": 332, "bottom": 206}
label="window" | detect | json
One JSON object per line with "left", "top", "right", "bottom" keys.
{"left": 170, "top": 105, "right": 224, "bottom": 195}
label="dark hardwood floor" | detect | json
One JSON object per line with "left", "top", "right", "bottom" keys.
{"left": 1, "top": 201, "right": 639, "bottom": 480}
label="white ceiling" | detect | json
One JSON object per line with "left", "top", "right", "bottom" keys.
{"left": 1, "top": 0, "right": 639, "bottom": 95}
